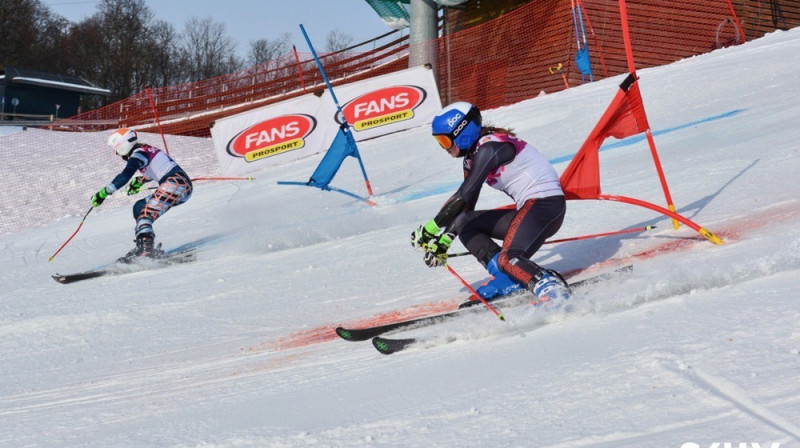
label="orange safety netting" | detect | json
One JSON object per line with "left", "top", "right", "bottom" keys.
{"left": 430, "top": 0, "right": 747, "bottom": 110}
{"left": 54, "top": 31, "right": 411, "bottom": 137}
{"left": 4, "top": 0, "right": 792, "bottom": 235}
{"left": 52, "top": 0, "right": 757, "bottom": 138}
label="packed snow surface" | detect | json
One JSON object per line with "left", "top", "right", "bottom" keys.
{"left": 1, "top": 29, "right": 799, "bottom": 448}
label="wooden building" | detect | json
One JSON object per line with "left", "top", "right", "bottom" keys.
{"left": 0, "top": 67, "right": 110, "bottom": 121}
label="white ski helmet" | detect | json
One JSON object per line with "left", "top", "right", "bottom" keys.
{"left": 107, "top": 128, "right": 138, "bottom": 157}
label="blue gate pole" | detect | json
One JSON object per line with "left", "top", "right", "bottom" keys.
{"left": 299, "top": 24, "right": 374, "bottom": 197}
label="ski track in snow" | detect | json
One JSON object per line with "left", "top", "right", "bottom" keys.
{"left": 2, "top": 28, "right": 800, "bottom": 448}
{"left": 665, "top": 362, "right": 800, "bottom": 442}
{"left": 269, "top": 201, "right": 800, "bottom": 353}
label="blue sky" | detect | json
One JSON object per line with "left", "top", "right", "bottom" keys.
{"left": 44, "top": 0, "right": 397, "bottom": 56}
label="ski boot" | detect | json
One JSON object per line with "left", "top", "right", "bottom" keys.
{"left": 528, "top": 268, "right": 571, "bottom": 305}
{"left": 119, "top": 234, "right": 163, "bottom": 263}
{"left": 476, "top": 253, "right": 524, "bottom": 300}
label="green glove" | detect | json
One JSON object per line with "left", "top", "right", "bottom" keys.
{"left": 423, "top": 232, "right": 454, "bottom": 267}
{"left": 411, "top": 219, "right": 440, "bottom": 251}
{"left": 126, "top": 176, "right": 145, "bottom": 196}
{"left": 91, "top": 187, "right": 108, "bottom": 207}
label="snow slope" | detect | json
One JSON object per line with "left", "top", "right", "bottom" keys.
{"left": 1, "top": 28, "right": 799, "bottom": 448}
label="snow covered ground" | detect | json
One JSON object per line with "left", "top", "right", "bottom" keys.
{"left": 0, "top": 126, "right": 23, "bottom": 136}
{"left": 1, "top": 28, "right": 799, "bottom": 448}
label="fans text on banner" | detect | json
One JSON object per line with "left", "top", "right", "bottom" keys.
{"left": 323, "top": 64, "right": 442, "bottom": 142}
{"left": 210, "top": 93, "right": 333, "bottom": 177}
{"left": 210, "top": 65, "right": 442, "bottom": 176}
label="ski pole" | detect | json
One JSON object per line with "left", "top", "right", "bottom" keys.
{"left": 191, "top": 176, "right": 254, "bottom": 182}
{"left": 549, "top": 63, "right": 570, "bottom": 89}
{"left": 49, "top": 207, "right": 93, "bottom": 262}
{"left": 145, "top": 176, "right": 255, "bottom": 191}
{"left": 445, "top": 263, "right": 505, "bottom": 322}
{"left": 544, "top": 225, "right": 656, "bottom": 244}
{"left": 446, "top": 225, "right": 656, "bottom": 258}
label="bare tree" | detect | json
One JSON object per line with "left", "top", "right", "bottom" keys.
{"left": 143, "top": 20, "right": 183, "bottom": 87}
{"left": 179, "top": 16, "right": 242, "bottom": 82}
{"left": 95, "top": 0, "right": 155, "bottom": 101}
{"left": 3, "top": 1, "right": 345, "bottom": 111}
{"left": 247, "top": 32, "right": 291, "bottom": 68}
{"left": 321, "top": 29, "right": 354, "bottom": 79}
{"left": 325, "top": 29, "right": 354, "bottom": 52}
{"left": 31, "top": 9, "right": 71, "bottom": 72}
{"left": 0, "top": 0, "right": 68, "bottom": 71}
{"left": 63, "top": 16, "right": 107, "bottom": 109}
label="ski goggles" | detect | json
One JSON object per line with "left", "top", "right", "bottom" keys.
{"left": 432, "top": 106, "right": 481, "bottom": 150}
{"left": 433, "top": 134, "right": 454, "bottom": 149}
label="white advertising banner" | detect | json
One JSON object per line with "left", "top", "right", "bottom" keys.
{"left": 210, "top": 65, "right": 442, "bottom": 176}
{"left": 210, "top": 93, "right": 334, "bottom": 176}
{"left": 321, "top": 64, "right": 442, "bottom": 142}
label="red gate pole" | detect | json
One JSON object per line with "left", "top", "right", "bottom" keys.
{"left": 597, "top": 194, "right": 723, "bottom": 244}
{"left": 145, "top": 87, "right": 170, "bottom": 155}
{"left": 576, "top": 0, "right": 610, "bottom": 77}
{"left": 618, "top": 0, "right": 680, "bottom": 228}
{"left": 723, "top": 0, "right": 747, "bottom": 43}
{"left": 292, "top": 45, "right": 308, "bottom": 94}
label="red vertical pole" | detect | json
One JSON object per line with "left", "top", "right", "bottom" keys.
{"left": 145, "top": 87, "right": 170, "bottom": 155}
{"left": 576, "top": 0, "right": 610, "bottom": 77}
{"left": 724, "top": 0, "right": 747, "bottom": 44}
{"left": 292, "top": 45, "right": 308, "bottom": 94}
{"left": 617, "top": 0, "right": 680, "bottom": 228}
{"left": 644, "top": 129, "right": 679, "bottom": 229}
{"left": 617, "top": 0, "right": 637, "bottom": 75}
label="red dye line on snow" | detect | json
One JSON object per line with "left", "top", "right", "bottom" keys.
{"left": 249, "top": 300, "right": 460, "bottom": 353}
{"left": 257, "top": 239, "right": 716, "bottom": 353}
{"left": 256, "top": 202, "right": 800, "bottom": 353}
{"left": 256, "top": 238, "right": 716, "bottom": 353}
{"left": 232, "top": 351, "right": 311, "bottom": 374}
{"left": 575, "top": 230, "right": 738, "bottom": 275}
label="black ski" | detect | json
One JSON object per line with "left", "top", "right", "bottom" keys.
{"left": 52, "top": 270, "right": 109, "bottom": 284}
{"left": 336, "top": 279, "right": 554, "bottom": 341}
{"left": 336, "top": 310, "right": 472, "bottom": 342}
{"left": 52, "top": 249, "right": 196, "bottom": 284}
{"left": 335, "top": 264, "right": 632, "bottom": 341}
{"left": 372, "top": 336, "right": 418, "bottom": 355}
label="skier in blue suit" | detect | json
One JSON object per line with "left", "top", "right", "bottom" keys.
{"left": 411, "top": 102, "right": 571, "bottom": 304}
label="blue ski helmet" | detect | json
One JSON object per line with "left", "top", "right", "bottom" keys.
{"left": 431, "top": 101, "right": 482, "bottom": 156}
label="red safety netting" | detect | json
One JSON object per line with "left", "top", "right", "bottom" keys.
{"left": 4, "top": 0, "right": 795, "bottom": 235}
{"left": 429, "top": 0, "right": 748, "bottom": 110}
{"left": 51, "top": 0, "right": 761, "bottom": 137}
{"left": 52, "top": 31, "right": 412, "bottom": 138}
